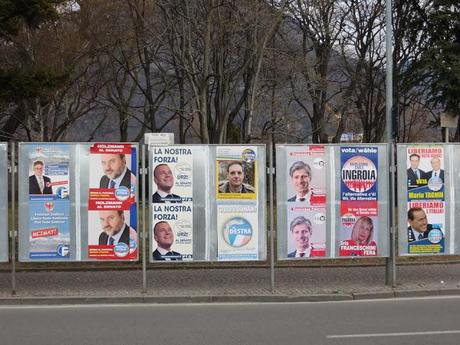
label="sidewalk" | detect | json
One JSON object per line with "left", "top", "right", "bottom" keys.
{"left": 0, "top": 262, "right": 459, "bottom": 304}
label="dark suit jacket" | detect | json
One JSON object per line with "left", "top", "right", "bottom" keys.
{"left": 287, "top": 250, "right": 296, "bottom": 258}
{"left": 424, "top": 170, "right": 444, "bottom": 183}
{"left": 152, "top": 191, "right": 182, "bottom": 203}
{"left": 99, "top": 168, "right": 132, "bottom": 188}
{"left": 152, "top": 249, "right": 182, "bottom": 260}
{"left": 29, "top": 175, "right": 53, "bottom": 194}
{"left": 407, "top": 224, "right": 441, "bottom": 242}
{"left": 98, "top": 224, "right": 130, "bottom": 245}
{"left": 287, "top": 194, "right": 312, "bottom": 203}
{"left": 407, "top": 168, "right": 426, "bottom": 189}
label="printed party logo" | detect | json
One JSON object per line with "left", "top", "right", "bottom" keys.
{"left": 44, "top": 202, "right": 54, "bottom": 212}
{"left": 222, "top": 217, "right": 253, "bottom": 247}
{"left": 342, "top": 156, "right": 377, "bottom": 192}
{"left": 341, "top": 213, "right": 356, "bottom": 228}
{"left": 241, "top": 149, "right": 256, "bottom": 163}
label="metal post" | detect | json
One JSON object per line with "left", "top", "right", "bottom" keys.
{"left": 269, "top": 142, "right": 275, "bottom": 293}
{"left": 11, "top": 143, "right": 16, "bottom": 295}
{"left": 142, "top": 144, "right": 147, "bottom": 293}
{"left": 385, "top": 0, "right": 396, "bottom": 287}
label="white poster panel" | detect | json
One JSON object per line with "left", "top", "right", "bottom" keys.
{"left": 0, "top": 143, "right": 8, "bottom": 262}
{"left": 151, "top": 204, "right": 193, "bottom": 261}
{"left": 217, "top": 204, "right": 258, "bottom": 261}
{"left": 27, "top": 144, "right": 71, "bottom": 260}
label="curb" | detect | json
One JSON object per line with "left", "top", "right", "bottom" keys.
{"left": 0, "top": 289, "right": 458, "bottom": 305}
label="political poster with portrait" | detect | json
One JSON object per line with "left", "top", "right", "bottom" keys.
{"left": 406, "top": 146, "right": 445, "bottom": 254}
{"left": 339, "top": 213, "right": 378, "bottom": 257}
{"left": 339, "top": 147, "right": 379, "bottom": 257}
{"left": 87, "top": 143, "right": 138, "bottom": 260}
{"left": 285, "top": 145, "right": 326, "bottom": 206}
{"left": 286, "top": 205, "right": 326, "bottom": 258}
{"left": 406, "top": 201, "right": 445, "bottom": 254}
{"left": 151, "top": 204, "right": 193, "bottom": 261}
{"left": 217, "top": 204, "right": 258, "bottom": 261}
{"left": 151, "top": 146, "right": 193, "bottom": 203}
{"left": 406, "top": 146, "right": 444, "bottom": 200}
{"left": 216, "top": 146, "right": 257, "bottom": 200}
{"left": 27, "top": 144, "right": 71, "bottom": 259}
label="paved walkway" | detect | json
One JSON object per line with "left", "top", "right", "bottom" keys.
{"left": 0, "top": 262, "right": 459, "bottom": 303}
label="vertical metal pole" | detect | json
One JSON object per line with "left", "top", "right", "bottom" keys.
{"left": 269, "top": 142, "right": 275, "bottom": 293}
{"left": 385, "top": 0, "right": 396, "bottom": 287}
{"left": 142, "top": 144, "right": 147, "bottom": 293}
{"left": 11, "top": 143, "right": 16, "bottom": 295}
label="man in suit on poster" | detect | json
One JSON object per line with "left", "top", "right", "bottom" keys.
{"left": 152, "top": 164, "right": 181, "bottom": 203}
{"left": 424, "top": 156, "right": 444, "bottom": 183}
{"left": 407, "top": 207, "right": 443, "bottom": 242}
{"left": 152, "top": 221, "right": 182, "bottom": 260}
{"left": 98, "top": 210, "right": 137, "bottom": 246}
{"left": 288, "top": 216, "right": 315, "bottom": 258}
{"left": 99, "top": 153, "right": 134, "bottom": 189}
{"left": 407, "top": 153, "right": 426, "bottom": 189}
{"left": 287, "top": 161, "right": 314, "bottom": 203}
{"left": 29, "top": 160, "right": 53, "bottom": 195}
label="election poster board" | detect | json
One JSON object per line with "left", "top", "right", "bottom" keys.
{"left": 405, "top": 146, "right": 445, "bottom": 254}
{"left": 87, "top": 143, "right": 138, "bottom": 260}
{"left": 284, "top": 146, "right": 326, "bottom": 259}
{"left": 151, "top": 146, "right": 194, "bottom": 261}
{"left": 27, "top": 144, "right": 71, "bottom": 260}
{"left": 0, "top": 143, "right": 8, "bottom": 262}
{"left": 216, "top": 146, "right": 259, "bottom": 261}
{"left": 338, "top": 147, "right": 379, "bottom": 257}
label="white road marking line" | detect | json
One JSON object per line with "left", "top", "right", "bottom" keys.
{"left": 327, "top": 330, "right": 460, "bottom": 339}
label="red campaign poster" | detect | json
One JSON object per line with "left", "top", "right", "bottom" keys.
{"left": 87, "top": 143, "right": 138, "bottom": 260}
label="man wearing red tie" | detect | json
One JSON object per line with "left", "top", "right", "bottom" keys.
{"left": 29, "top": 160, "right": 53, "bottom": 195}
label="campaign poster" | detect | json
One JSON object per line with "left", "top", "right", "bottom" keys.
{"left": 339, "top": 212, "right": 378, "bottom": 257}
{"left": 406, "top": 146, "right": 445, "bottom": 254}
{"left": 28, "top": 144, "right": 70, "bottom": 200}
{"left": 285, "top": 145, "right": 326, "bottom": 206}
{"left": 406, "top": 146, "right": 444, "bottom": 201}
{"left": 286, "top": 205, "right": 326, "bottom": 258}
{"left": 340, "top": 147, "right": 378, "bottom": 202}
{"left": 87, "top": 143, "right": 138, "bottom": 260}
{"left": 27, "top": 144, "right": 71, "bottom": 259}
{"left": 151, "top": 146, "right": 193, "bottom": 203}
{"left": 216, "top": 146, "right": 257, "bottom": 200}
{"left": 151, "top": 204, "right": 193, "bottom": 261}
{"left": 340, "top": 147, "right": 378, "bottom": 257}
{"left": 407, "top": 201, "right": 445, "bottom": 254}
{"left": 217, "top": 204, "right": 258, "bottom": 261}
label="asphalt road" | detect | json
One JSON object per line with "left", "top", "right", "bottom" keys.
{"left": 1, "top": 297, "right": 459, "bottom": 345}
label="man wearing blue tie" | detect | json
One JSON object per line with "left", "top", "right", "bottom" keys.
{"left": 407, "top": 207, "right": 442, "bottom": 242}
{"left": 407, "top": 153, "right": 426, "bottom": 189}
